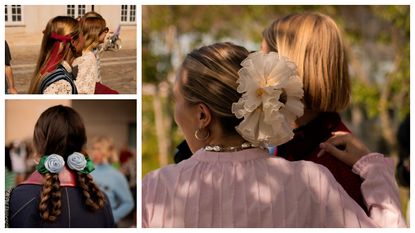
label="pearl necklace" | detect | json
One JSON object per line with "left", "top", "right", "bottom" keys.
{"left": 203, "top": 142, "right": 258, "bottom": 152}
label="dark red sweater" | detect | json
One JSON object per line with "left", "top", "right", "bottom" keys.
{"left": 276, "top": 112, "right": 367, "bottom": 212}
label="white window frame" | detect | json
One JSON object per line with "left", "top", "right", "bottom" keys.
{"left": 5, "top": 5, "right": 24, "bottom": 26}
{"left": 66, "top": 5, "right": 91, "bottom": 19}
{"left": 120, "top": 5, "right": 136, "bottom": 25}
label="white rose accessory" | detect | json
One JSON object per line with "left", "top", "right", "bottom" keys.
{"left": 231, "top": 51, "right": 304, "bottom": 147}
{"left": 42, "top": 154, "right": 65, "bottom": 173}
{"left": 67, "top": 152, "right": 87, "bottom": 171}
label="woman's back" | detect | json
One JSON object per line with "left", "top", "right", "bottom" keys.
{"left": 142, "top": 148, "right": 405, "bottom": 227}
{"left": 9, "top": 184, "right": 114, "bottom": 227}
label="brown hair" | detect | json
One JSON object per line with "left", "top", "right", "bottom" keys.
{"left": 179, "top": 42, "right": 249, "bottom": 135}
{"left": 34, "top": 105, "right": 105, "bottom": 222}
{"left": 263, "top": 12, "right": 350, "bottom": 112}
{"left": 83, "top": 11, "right": 103, "bottom": 19}
{"left": 29, "top": 16, "right": 80, "bottom": 94}
{"left": 80, "top": 15, "right": 106, "bottom": 52}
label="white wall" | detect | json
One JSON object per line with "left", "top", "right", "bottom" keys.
{"left": 5, "top": 99, "right": 72, "bottom": 143}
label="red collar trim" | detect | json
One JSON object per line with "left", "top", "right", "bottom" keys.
{"left": 23, "top": 167, "right": 78, "bottom": 187}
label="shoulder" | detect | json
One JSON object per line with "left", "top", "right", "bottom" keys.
{"left": 43, "top": 79, "right": 72, "bottom": 94}
{"left": 108, "top": 166, "right": 129, "bottom": 181}
{"left": 41, "top": 63, "right": 76, "bottom": 94}
{"left": 94, "top": 165, "right": 127, "bottom": 181}
{"left": 287, "top": 159, "right": 334, "bottom": 178}
{"left": 265, "top": 156, "right": 337, "bottom": 188}
{"left": 10, "top": 184, "right": 42, "bottom": 206}
{"left": 143, "top": 162, "right": 186, "bottom": 188}
{"left": 73, "top": 51, "right": 97, "bottom": 64}
{"left": 9, "top": 184, "right": 41, "bottom": 219}
{"left": 11, "top": 184, "right": 42, "bottom": 197}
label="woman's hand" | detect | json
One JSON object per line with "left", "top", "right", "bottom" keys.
{"left": 317, "top": 132, "right": 371, "bottom": 167}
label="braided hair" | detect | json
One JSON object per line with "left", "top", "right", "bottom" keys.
{"left": 33, "top": 105, "right": 106, "bottom": 221}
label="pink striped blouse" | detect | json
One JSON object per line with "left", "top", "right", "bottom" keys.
{"left": 142, "top": 148, "right": 406, "bottom": 227}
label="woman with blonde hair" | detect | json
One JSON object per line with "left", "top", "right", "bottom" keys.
{"left": 29, "top": 16, "right": 84, "bottom": 94}
{"left": 7, "top": 105, "right": 114, "bottom": 227}
{"left": 261, "top": 12, "right": 366, "bottom": 210}
{"left": 73, "top": 12, "right": 118, "bottom": 94}
{"left": 142, "top": 42, "right": 406, "bottom": 227}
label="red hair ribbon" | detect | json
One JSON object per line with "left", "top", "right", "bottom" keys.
{"left": 50, "top": 32, "right": 72, "bottom": 43}
{"left": 39, "top": 33, "right": 73, "bottom": 75}
{"left": 40, "top": 42, "right": 63, "bottom": 76}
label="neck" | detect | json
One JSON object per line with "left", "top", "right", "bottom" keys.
{"left": 207, "top": 133, "right": 246, "bottom": 147}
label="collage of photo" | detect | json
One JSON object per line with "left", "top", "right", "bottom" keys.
{"left": 3, "top": 4, "right": 411, "bottom": 229}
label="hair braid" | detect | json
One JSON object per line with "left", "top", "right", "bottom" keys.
{"left": 39, "top": 173, "right": 62, "bottom": 221}
{"left": 77, "top": 173, "right": 105, "bottom": 211}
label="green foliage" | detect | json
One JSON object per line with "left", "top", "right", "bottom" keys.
{"left": 141, "top": 95, "right": 160, "bottom": 176}
{"left": 351, "top": 80, "right": 380, "bottom": 118}
{"left": 372, "top": 5, "right": 410, "bottom": 120}
{"left": 142, "top": 95, "right": 184, "bottom": 176}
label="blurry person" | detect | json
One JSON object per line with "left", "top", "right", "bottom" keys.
{"left": 28, "top": 16, "right": 84, "bottom": 94}
{"left": 119, "top": 146, "right": 137, "bottom": 227}
{"left": 90, "top": 136, "right": 134, "bottom": 225}
{"left": 7, "top": 105, "right": 114, "bottom": 227}
{"left": 5, "top": 41, "right": 18, "bottom": 94}
{"left": 5, "top": 144, "right": 16, "bottom": 190}
{"left": 75, "top": 12, "right": 118, "bottom": 94}
{"left": 9, "top": 140, "right": 28, "bottom": 184}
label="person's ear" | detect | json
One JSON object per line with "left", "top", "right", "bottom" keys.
{"left": 70, "top": 39, "right": 77, "bottom": 48}
{"left": 196, "top": 103, "right": 212, "bottom": 129}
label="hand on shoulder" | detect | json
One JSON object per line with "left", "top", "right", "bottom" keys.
{"left": 318, "top": 132, "right": 371, "bottom": 167}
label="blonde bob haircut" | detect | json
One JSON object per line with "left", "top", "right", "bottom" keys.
{"left": 263, "top": 12, "right": 350, "bottom": 112}
{"left": 80, "top": 16, "right": 106, "bottom": 52}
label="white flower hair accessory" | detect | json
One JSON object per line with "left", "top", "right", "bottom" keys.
{"left": 43, "top": 154, "right": 65, "bottom": 173}
{"left": 231, "top": 51, "right": 304, "bottom": 146}
{"left": 67, "top": 152, "right": 87, "bottom": 171}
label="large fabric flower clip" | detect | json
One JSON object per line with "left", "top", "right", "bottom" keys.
{"left": 231, "top": 51, "right": 304, "bottom": 147}
{"left": 36, "top": 152, "right": 95, "bottom": 174}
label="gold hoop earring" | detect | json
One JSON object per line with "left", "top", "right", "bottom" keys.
{"left": 194, "top": 128, "right": 210, "bottom": 141}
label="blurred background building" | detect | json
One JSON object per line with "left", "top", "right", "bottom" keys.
{"left": 5, "top": 5, "right": 136, "bottom": 49}
{"left": 5, "top": 5, "right": 137, "bottom": 93}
